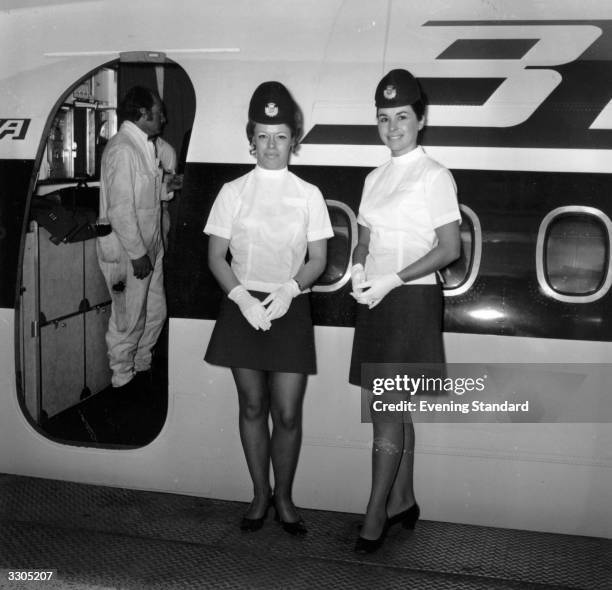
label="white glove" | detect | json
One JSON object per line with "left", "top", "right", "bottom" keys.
{"left": 228, "top": 285, "right": 271, "bottom": 331}
{"left": 350, "top": 264, "right": 367, "bottom": 295}
{"left": 353, "top": 273, "right": 403, "bottom": 309}
{"left": 262, "top": 279, "right": 300, "bottom": 321}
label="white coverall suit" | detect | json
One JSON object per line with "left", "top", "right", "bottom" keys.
{"left": 97, "top": 120, "right": 166, "bottom": 388}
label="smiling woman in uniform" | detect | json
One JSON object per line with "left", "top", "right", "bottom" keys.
{"left": 204, "top": 82, "right": 333, "bottom": 535}
{"left": 349, "top": 69, "right": 461, "bottom": 553}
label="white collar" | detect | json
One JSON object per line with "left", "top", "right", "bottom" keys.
{"left": 254, "top": 165, "right": 289, "bottom": 178}
{"left": 121, "top": 121, "right": 157, "bottom": 169}
{"left": 122, "top": 120, "right": 149, "bottom": 142}
{"left": 390, "top": 145, "right": 423, "bottom": 166}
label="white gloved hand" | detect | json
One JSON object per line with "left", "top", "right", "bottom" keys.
{"left": 353, "top": 273, "right": 403, "bottom": 309}
{"left": 228, "top": 285, "right": 271, "bottom": 331}
{"left": 262, "top": 279, "right": 300, "bottom": 321}
{"left": 350, "top": 263, "right": 367, "bottom": 296}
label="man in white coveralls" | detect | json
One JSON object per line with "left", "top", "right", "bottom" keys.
{"left": 96, "top": 86, "right": 167, "bottom": 393}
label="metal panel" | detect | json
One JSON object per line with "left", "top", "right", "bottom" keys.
{"left": 38, "top": 226, "right": 83, "bottom": 321}
{"left": 40, "top": 314, "right": 84, "bottom": 418}
{"left": 19, "top": 229, "right": 39, "bottom": 421}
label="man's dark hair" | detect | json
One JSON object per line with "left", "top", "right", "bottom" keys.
{"left": 118, "top": 86, "right": 160, "bottom": 122}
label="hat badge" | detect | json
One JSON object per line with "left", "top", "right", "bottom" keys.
{"left": 265, "top": 102, "right": 278, "bottom": 117}
{"left": 383, "top": 85, "right": 397, "bottom": 100}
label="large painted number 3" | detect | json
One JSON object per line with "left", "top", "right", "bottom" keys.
{"left": 419, "top": 24, "right": 602, "bottom": 128}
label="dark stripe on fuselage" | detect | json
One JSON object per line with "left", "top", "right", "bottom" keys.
{"left": 437, "top": 38, "right": 539, "bottom": 60}
{"left": 166, "top": 162, "right": 612, "bottom": 342}
{"left": 421, "top": 78, "right": 505, "bottom": 106}
{"left": 0, "top": 159, "right": 34, "bottom": 309}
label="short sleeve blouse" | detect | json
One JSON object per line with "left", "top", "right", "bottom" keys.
{"left": 357, "top": 146, "right": 461, "bottom": 285}
{"left": 204, "top": 166, "right": 333, "bottom": 292}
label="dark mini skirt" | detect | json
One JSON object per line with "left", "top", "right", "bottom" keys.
{"left": 205, "top": 291, "right": 316, "bottom": 374}
{"left": 349, "top": 284, "right": 445, "bottom": 388}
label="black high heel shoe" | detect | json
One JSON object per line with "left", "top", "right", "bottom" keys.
{"left": 240, "top": 497, "right": 272, "bottom": 532}
{"left": 387, "top": 503, "right": 420, "bottom": 530}
{"left": 272, "top": 496, "right": 308, "bottom": 536}
{"left": 354, "top": 520, "right": 389, "bottom": 554}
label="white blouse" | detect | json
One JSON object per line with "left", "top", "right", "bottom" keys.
{"left": 204, "top": 166, "right": 333, "bottom": 292}
{"left": 357, "top": 146, "right": 461, "bottom": 285}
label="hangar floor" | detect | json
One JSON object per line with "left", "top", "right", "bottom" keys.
{"left": 0, "top": 473, "right": 610, "bottom": 590}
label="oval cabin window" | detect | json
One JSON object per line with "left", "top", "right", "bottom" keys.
{"left": 441, "top": 205, "right": 481, "bottom": 296}
{"left": 313, "top": 200, "right": 357, "bottom": 293}
{"left": 536, "top": 206, "right": 612, "bottom": 303}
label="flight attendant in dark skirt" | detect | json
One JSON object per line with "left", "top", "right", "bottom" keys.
{"left": 204, "top": 82, "right": 333, "bottom": 534}
{"left": 349, "top": 69, "right": 461, "bottom": 553}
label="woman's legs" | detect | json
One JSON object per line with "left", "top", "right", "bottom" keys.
{"left": 360, "top": 392, "right": 415, "bottom": 539}
{"left": 268, "top": 371, "right": 307, "bottom": 522}
{"left": 232, "top": 367, "right": 272, "bottom": 518}
{"left": 360, "top": 420, "right": 404, "bottom": 539}
{"left": 386, "top": 412, "right": 416, "bottom": 517}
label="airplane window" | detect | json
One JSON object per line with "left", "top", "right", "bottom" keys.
{"left": 442, "top": 205, "right": 481, "bottom": 296}
{"left": 547, "top": 217, "right": 606, "bottom": 293}
{"left": 536, "top": 206, "right": 612, "bottom": 303}
{"left": 312, "top": 200, "right": 357, "bottom": 293}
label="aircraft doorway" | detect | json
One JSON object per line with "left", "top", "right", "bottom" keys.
{"left": 17, "top": 55, "right": 195, "bottom": 447}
